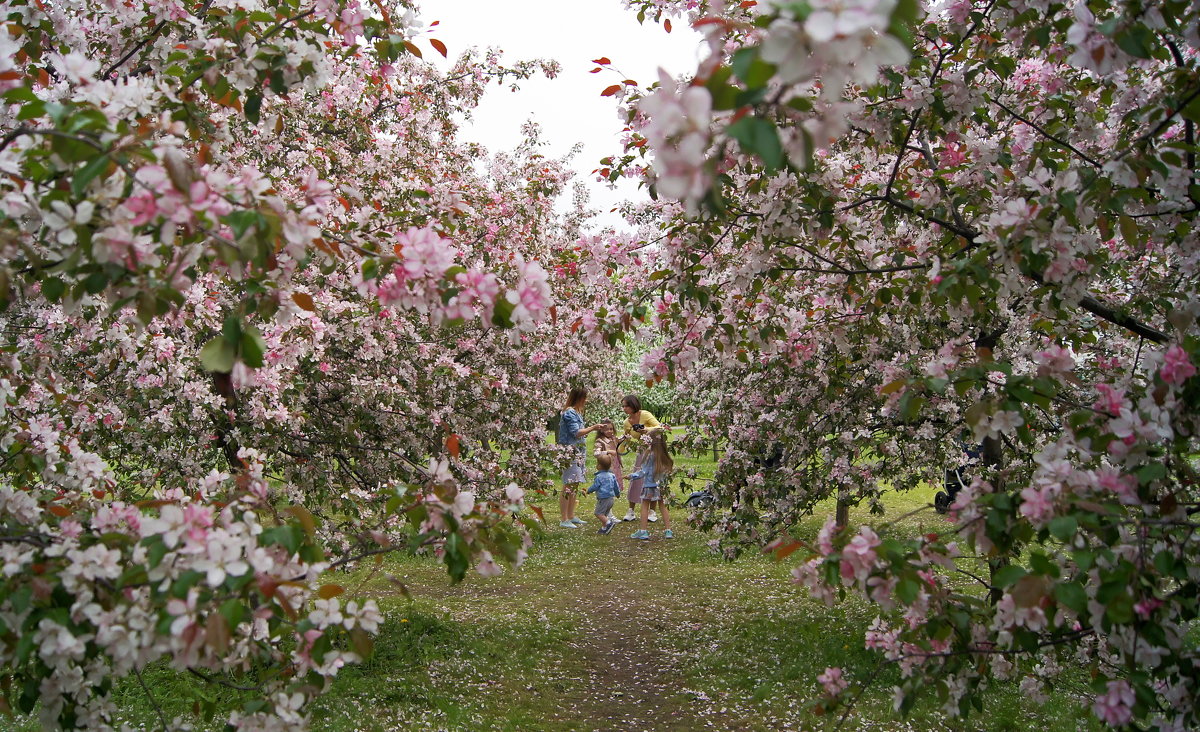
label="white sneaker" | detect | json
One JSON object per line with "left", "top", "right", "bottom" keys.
{"left": 623, "top": 510, "right": 636, "bottom": 522}
{"left": 648, "top": 511, "right": 658, "bottom": 523}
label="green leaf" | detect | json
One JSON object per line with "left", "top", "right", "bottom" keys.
{"left": 896, "top": 577, "right": 920, "bottom": 603}
{"left": 1136, "top": 462, "right": 1166, "bottom": 485}
{"left": 224, "top": 210, "right": 261, "bottom": 240}
{"left": 726, "top": 116, "right": 784, "bottom": 172}
{"left": 82, "top": 271, "right": 108, "bottom": 295}
{"left": 15, "top": 99, "right": 46, "bottom": 121}
{"left": 1054, "top": 582, "right": 1088, "bottom": 614}
{"left": 492, "top": 294, "right": 516, "bottom": 328}
{"left": 199, "top": 336, "right": 237, "bottom": 373}
{"left": 171, "top": 570, "right": 205, "bottom": 598}
{"left": 269, "top": 69, "right": 287, "bottom": 95}
{"left": 220, "top": 599, "right": 248, "bottom": 629}
{"left": 240, "top": 325, "right": 266, "bottom": 368}
{"left": 992, "top": 564, "right": 1027, "bottom": 588}
{"left": 1114, "top": 25, "right": 1155, "bottom": 59}
{"left": 72, "top": 154, "right": 110, "bottom": 197}
{"left": 1073, "top": 549, "right": 1095, "bottom": 571}
{"left": 1048, "top": 515, "right": 1077, "bottom": 541}
{"left": 443, "top": 532, "right": 469, "bottom": 582}
{"left": 245, "top": 91, "right": 263, "bottom": 124}
{"left": 145, "top": 535, "right": 169, "bottom": 568}
{"left": 261, "top": 525, "right": 303, "bottom": 555}
{"left": 2, "top": 86, "right": 38, "bottom": 104}
{"left": 1105, "top": 594, "right": 1134, "bottom": 624}
{"left": 222, "top": 315, "right": 242, "bottom": 344}
{"left": 1118, "top": 215, "right": 1142, "bottom": 249}
{"left": 42, "top": 277, "right": 66, "bottom": 302}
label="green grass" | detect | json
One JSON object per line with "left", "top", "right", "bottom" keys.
{"left": 2, "top": 441, "right": 1100, "bottom": 731}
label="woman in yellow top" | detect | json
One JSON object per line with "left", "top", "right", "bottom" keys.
{"left": 620, "top": 394, "right": 662, "bottom": 522}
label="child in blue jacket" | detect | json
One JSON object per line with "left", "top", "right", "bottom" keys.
{"left": 586, "top": 453, "right": 621, "bottom": 534}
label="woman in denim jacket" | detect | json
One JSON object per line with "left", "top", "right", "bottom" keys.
{"left": 558, "top": 387, "right": 601, "bottom": 528}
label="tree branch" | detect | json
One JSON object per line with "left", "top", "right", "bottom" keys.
{"left": 992, "top": 99, "right": 1102, "bottom": 168}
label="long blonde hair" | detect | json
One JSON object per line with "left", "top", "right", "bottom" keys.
{"left": 648, "top": 429, "right": 674, "bottom": 479}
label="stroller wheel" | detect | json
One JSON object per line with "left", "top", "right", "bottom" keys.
{"left": 934, "top": 491, "right": 950, "bottom": 514}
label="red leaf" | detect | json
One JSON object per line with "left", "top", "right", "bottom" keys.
{"left": 600, "top": 85, "right": 622, "bottom": 97}
{"left": 772, "top": 540, "right": 805, "bottom": 561}
{"left": 530, "top": 505, "right": 546, "bottom": 524}
{"left": 589, "top": 67, "right": 602, "bottom": 73}
{"left": 429, "top": 38, "right": 447, "bottom": 57}
{"left": 446, "top": 433, "right": 460, "bottom": 458}
{"left": 664, "top": 19, "right": 672, "bottom": 32}
{"left": 592, "top": 57, "right": 611, "bottom": 65}
{"left": 402, "top": 40, "right": 422, "bottom": 58}
{"left": 740, "top": 0, "right": 758, "bottom": 7}
{"left": 291, "top": 292, "right": 316, "bottom": 311}
{"left": 318, "top": 584, "right": 345, "bottom": 599}
{"left": 623, "top": 79, "right": 638, "bottom": 85}
{"left": 429, "top": 19, "right": 439, "bottom": 26}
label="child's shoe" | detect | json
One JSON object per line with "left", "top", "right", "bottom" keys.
{"left": 630, "top": 529, "right": 650, "bottom": 540}
{"left": 664, "top": 529, "right": 674, "bottom": 539}
{"left": 570, "top": 517, "right": 585, "bottom": 526}
{"left": 600, "top": 521, "right": 616, "bottom": 535}
{"left": 648, "top": 511, "right": 658, "bottom": 523}
{"left": 623, "top": 510, "right": 637, "bottom": 522}
{"left": 559, "top": 521, "right": 576, "bottom": 528}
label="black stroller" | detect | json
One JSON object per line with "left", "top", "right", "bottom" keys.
{"left": 684, "top": 486, "right": 717, "bottom": 509}
{"left": 935, "top": 442, "right": 980, "bottom": 514}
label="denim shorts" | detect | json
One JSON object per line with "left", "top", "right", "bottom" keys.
{"left": 561, "top": 448, "right": 585, "bottom": 484}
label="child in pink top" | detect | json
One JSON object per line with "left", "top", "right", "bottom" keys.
{"left": 593, "top": 421, "right": 623, "bottom": 522}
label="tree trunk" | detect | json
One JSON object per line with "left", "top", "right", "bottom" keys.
{"left": 835, "top": 488, "right": 850, "bottom": 530}
{"left": 977, "top": 328, "right": 1009, "bottom": 606}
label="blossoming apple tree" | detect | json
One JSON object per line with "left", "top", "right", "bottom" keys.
{"left": 0, "top": 0, "right": 616, "bottom": 728}
{"left": 612, "top": 0, "right": 1200, "bottom": 727}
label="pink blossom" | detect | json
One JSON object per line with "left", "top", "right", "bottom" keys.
{"left": 1091, "top": 680, "right": 1134, "bottom": 726}
{"left": 1035, "top": 344, "right": 1075, "bottom": 373}
{"left": 1092, "top": 383, "right": 1126, "bottom": 416}
{"left": 1018, "top": 483, "right": 1057, "bottom": 526}
{"left": 1134, "top": 597, "right": 1162, "bottom": 619}
{"left": 1160, "top": 345, "right": 1196, "bottom": 385}
{"left": 817, "top": 666, "right": 849, "bottom": 696}
{"left": 817, "top": 516, "right": 837, "bottom": 555}
{"left": 840, "top": 526, "right": 881, "bottom": 583}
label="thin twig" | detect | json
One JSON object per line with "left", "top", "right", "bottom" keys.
{"left": 135, "top": 665, "right": 169, "bottom": 731}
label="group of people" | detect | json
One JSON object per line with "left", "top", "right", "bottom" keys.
{"left": 557, "top": 388, "right": 675, "bottom": 540}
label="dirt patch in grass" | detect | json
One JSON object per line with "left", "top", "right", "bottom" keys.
{"left": 540, "top": 533, "right": 740, "bottom": 731}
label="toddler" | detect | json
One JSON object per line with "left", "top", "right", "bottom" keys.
{"left": 586, "top": 453, "right": 621, "bottom": 534}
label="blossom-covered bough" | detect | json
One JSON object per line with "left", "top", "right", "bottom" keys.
{"left": 0, "top": 0, "right": 619, "bottom": 728}
{"left": 614, "top": 0, "right": 1199, "bottom": 727}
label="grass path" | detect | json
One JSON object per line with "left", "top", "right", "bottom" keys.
{"left": 1, "top": 491, "right": 1100, "bottom": 731}
{"left": 299, "top": 494, "right": 1098, "bottom": 732}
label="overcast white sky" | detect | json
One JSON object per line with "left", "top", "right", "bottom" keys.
{"left": 421, "top": 1, "right": 704, "bottom": 231}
